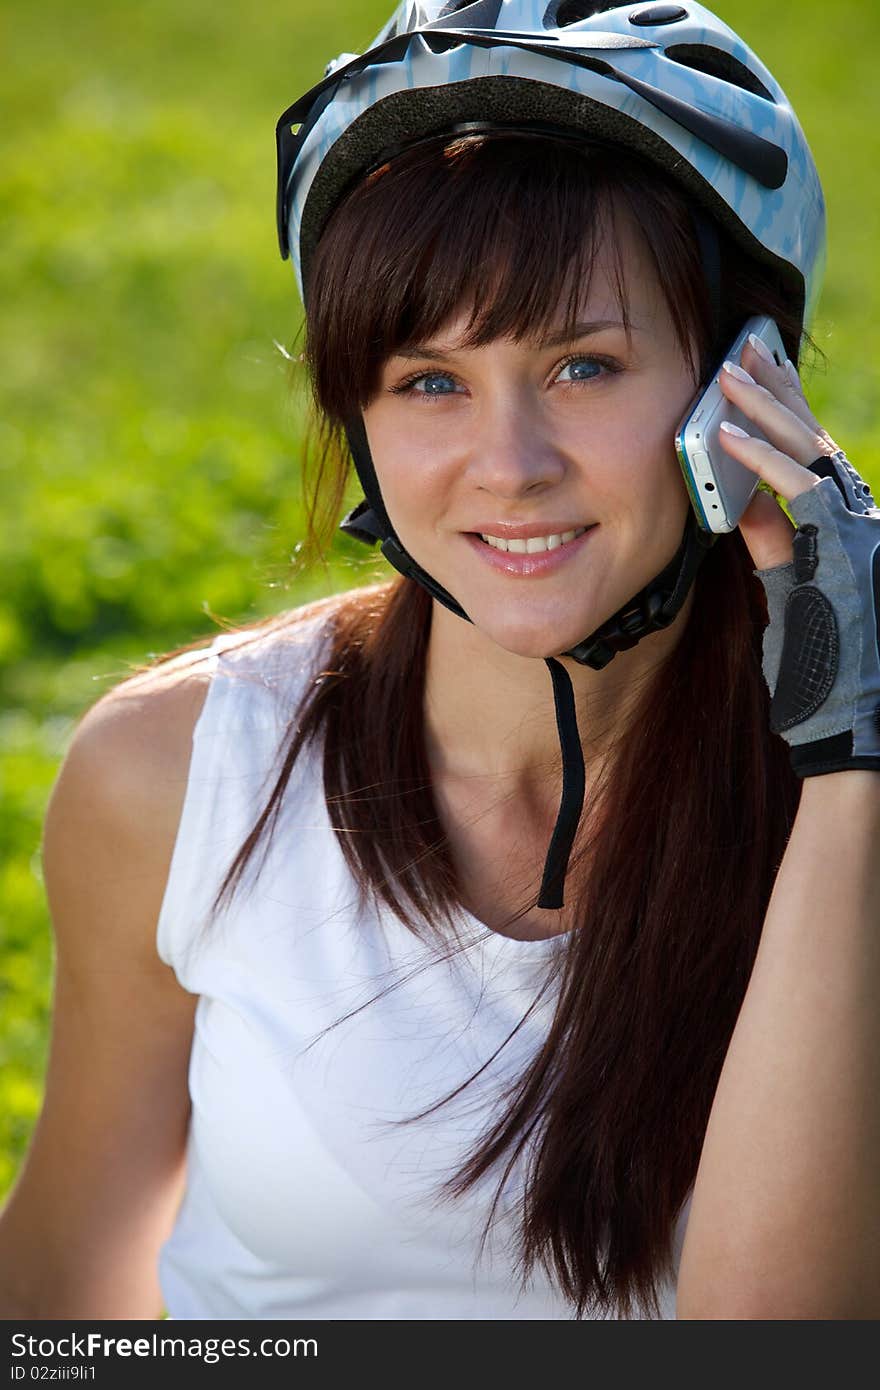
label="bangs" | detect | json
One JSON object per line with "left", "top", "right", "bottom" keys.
{"left": 353, "top": 133, "right": 630, "bottom": 359}
{"left": 305, "top": 130, "right": 706, "bottom": 425}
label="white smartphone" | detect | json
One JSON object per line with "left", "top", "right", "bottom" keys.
{"left": 675, "top": 314, "right": 787, "bottom": 534}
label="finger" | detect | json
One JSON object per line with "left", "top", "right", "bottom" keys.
{"left": 736, "top": 484, "right": 796, "bottom": 571}
{"left": 718, "top": 361, "right": 837, "bottom": 471}
{"left": 741, "top": 338, "right": 822, "bottom": 426}
{"left": 717, "top": 419, "right": 822, "bottom": 502}
{"left": 740, "top": 337, "right": 834, "bottom": 443}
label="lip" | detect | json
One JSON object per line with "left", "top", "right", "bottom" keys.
{"left": 464, "top": 524, "right": 598, "bottom": 577}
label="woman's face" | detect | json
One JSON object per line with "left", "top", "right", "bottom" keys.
{"left": 361, "top": 204, "right": 701, "bottom": 660}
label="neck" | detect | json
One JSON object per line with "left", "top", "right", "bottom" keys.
{"left": 423, "top": 591, "right": 695, "bottom": 789}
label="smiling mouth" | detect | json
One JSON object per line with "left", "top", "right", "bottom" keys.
{"left": 476, "top": 526, "right": 593, "bottom": 554}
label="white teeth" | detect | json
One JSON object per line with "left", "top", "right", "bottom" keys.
{"left": 479, "top": 527, "right": 587, "bottom": 553}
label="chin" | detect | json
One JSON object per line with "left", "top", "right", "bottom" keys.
{"left": 469, "top": 606, "right": 604, "bottom": 663}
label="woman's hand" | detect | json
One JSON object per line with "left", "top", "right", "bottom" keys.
{"left": 717, "top": 335, "right": 843, "bottom": 571}
{"left": 716, "top": 334, "right": 880, "bottom": 776}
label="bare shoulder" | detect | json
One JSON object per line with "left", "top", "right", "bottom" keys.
{"left": 41, "top": 636, "right": 231, "bottom": 999}
{"left": 97, "top": 645, "right": 214, "bottom": 769}
{"left": 70, "top": 645, "right": 216, "bottom": 857}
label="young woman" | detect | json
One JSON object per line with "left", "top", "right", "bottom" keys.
{"left": 2, "top": 1, "right": 878, "bottom": 1321}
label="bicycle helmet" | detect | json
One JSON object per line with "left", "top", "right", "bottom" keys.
{"left": 274, "top": 0, "right": 826, "bottom": 909}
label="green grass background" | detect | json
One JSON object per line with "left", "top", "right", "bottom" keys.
{"left": 2, "top": 0, "right": 878, "bottom": 1205}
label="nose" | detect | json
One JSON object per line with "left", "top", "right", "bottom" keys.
{"left": 466, "top": 392, "right": 567, "bottom": 500}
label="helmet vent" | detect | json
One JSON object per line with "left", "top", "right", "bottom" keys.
{"left": 546, "top": 2, "right": 621, "bottom": 28}
{"left": 434, "top": 0, "right": 504, "bottom": 24}
{"left": 665, "top": 44, "right": 776, "bottom": 102}
{"left": 437, "top": 1, "right": 481, "bottom": 15}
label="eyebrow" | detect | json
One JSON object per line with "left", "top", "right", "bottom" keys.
{"left": 393, "top": 319, "right": 636, "bottom": 361}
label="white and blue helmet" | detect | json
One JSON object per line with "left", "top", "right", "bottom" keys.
{"left": 277, "top": 0, "right": 826, "bottom": 331}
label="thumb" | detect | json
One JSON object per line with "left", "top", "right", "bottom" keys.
{"left": 736, "top": 485, "right": 796, "bottom": 570}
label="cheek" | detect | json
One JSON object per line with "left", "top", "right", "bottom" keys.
{"left": 378, "top": 456, "right": 451, "bottom": 529}
{"left": 368, "top": 422, "right": 458, "bottom": 526}
{"left": 561, "top": 405, "right": 680, "bottom": 509}
{"left": 600, "top": 380, "right": 691, "bottom": 498}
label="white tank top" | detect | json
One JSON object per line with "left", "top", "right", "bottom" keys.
{"left": 155, "top": 602, "right": 690, "bottom": 1319}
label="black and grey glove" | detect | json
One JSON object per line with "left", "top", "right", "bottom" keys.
{"left": 754, "top": 450, "right": 880, "bottom": 776}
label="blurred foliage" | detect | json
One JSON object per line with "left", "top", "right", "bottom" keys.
{"left": 1, "top": 0, "right": 878, "bottom": 1230}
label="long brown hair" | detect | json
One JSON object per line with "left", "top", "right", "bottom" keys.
{"left": 142, "top": 131, "right": 811, "bottom": 1317}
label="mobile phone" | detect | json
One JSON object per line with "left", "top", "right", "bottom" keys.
{"left": 675, "top": 315, "right": 787, "bottom": 534}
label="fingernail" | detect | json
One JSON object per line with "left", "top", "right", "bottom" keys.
{"left": 785, "top": 357, "right": 801, "bottom": 386}
{"left": 747, "top": 332, "right": 776, "bottom": 366}
{"left": 722, "top": 360, "right": 755, "bottom": 384}
{"left": 719, "top": 421, "right": 750, "bottom": 438}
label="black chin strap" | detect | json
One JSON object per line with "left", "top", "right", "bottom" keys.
{"left": 340, "top": 419, "right": 716, "bottom": 909}
{"left": 539, "top": 658, "right": 586, "bottom": 909}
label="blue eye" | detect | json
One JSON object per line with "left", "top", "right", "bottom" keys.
{"left": 395, "top": 371, "right": 461, "bottom": 397}
{"left": 556, "top": 356, "right": 604, "bottom": 383}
